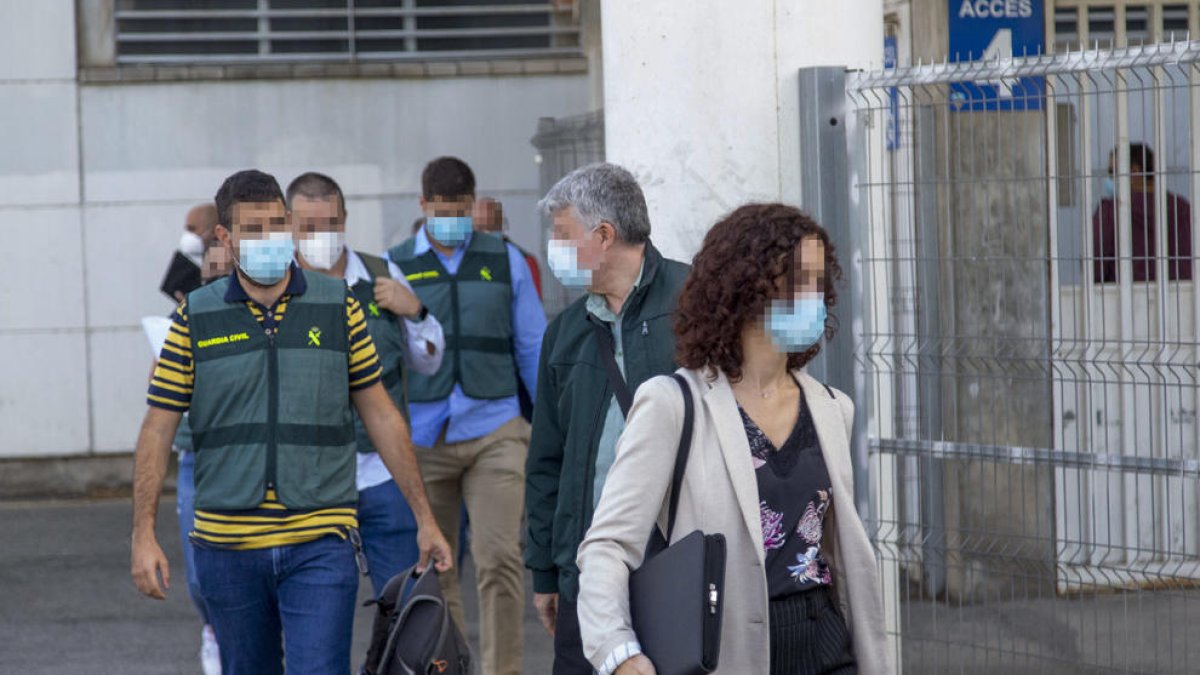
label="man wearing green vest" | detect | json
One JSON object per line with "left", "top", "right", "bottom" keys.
{"left": 388, "top": 156, "right": 546, "bottom": 675}
{"left": 286, "top": 171, "right": 447, "bottom": 595}
{"left": 131, "top": 169, "right": 452, "bottom": 675}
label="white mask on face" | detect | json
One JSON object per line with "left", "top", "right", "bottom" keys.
{"left": 179, "top": 231, "right": 205, "bottom": 266}
{"left": 297, "top": 231, "right": 346, "bottom": 270}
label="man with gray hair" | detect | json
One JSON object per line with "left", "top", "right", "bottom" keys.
{"left": 524, "top": 162, "right": 691, "bottom": 674}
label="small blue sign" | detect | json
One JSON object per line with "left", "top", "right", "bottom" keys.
{"left": 948, "top": 0, "right": 1045, "bottom": 111}
{"left": 885, "top": 35, "right": 900, "bottom": 150}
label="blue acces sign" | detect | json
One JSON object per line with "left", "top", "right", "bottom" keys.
{"left": 948, "top": 0, "right": 1045, "bottom": 111}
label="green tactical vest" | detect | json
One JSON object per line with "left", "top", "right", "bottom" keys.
{"left": 172, "top": 416, "right": 193, "bottom": 452}
{"left": 186, "top": 269, "right": 357, "bottom": 511}
{"left": 388, "top": 233, "right": 516, "bottom": 401}
{"left": 349, "top": 251, "right": 409, "bottom": 455}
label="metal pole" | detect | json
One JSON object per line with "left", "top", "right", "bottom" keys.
{"left": 797, "top": 66, "right": 870, "bottom": 517}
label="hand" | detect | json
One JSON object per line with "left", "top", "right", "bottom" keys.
{"left": 131, "top": 532, "right": 170, "bottom": 600}
{"left": 534, "top": 592, "right": 559, "bottom": 636}
{"left": 374, "top": 278, "right": 423, "bottom": 318}
{"left": 416, "top": 521, "right": 454, "bottom": 574}
{"left": 615, "top": 655, "right": 656, "bottom": 675}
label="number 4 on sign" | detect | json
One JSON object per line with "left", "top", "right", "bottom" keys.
{"left": 980, "top": 28, "right": 1020, "bottom": 98}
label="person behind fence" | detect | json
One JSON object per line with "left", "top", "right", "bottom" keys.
{"left": 130, "top": 169, "right": 452, "bottom": 675}
{"left": 523, "top": 162, "right": 691, "bottom": 675}
{"left": 575, "top": 203, "right": 892, "bottom": 675}
{"left": 287, "top": 171, "right": 447, "bottom": 596}
{"left": 387, "top": 156, "right": 546, "bottom": 675}
{"left": 139, "top": 207, "right": 228, "bottom": 675}
{"left": 1092, "top": 142, "right": 1194, "bottom": 283}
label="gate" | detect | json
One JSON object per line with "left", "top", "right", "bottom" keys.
{"left": 803, "top": 41, "right": 1200, "bottom": 674}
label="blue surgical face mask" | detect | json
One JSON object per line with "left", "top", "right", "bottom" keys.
{"left": 546, "top": 239, "right": 593, "bottom": 288}
{"left": 426, "top": 216, "right": 473, "bottom": 247}
{"left": 765, "top": 295, "right": 827, "bottom": 353}
{"left": 236, "top": 233, "right": 295, "bottom": 286}
{"left": 1102, "top": 177, "right": 1116, "bottom": 198}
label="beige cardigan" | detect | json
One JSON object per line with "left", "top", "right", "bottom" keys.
{"left": 576, "top": 367, "right": 893, "bottom": 675}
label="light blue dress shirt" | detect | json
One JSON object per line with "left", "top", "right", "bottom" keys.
{"left": 589, "top": 261, "right": 644, "bottom": 508}
{"left": 389, "top": 229, "right": 546, "bottom": 447}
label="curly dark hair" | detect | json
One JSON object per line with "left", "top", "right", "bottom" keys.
{"left": 674, "top": 203, "right": 842, "bottom": 382}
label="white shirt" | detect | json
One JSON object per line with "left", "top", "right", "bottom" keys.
{"left": 341, "top": 247, "right": 446, "bottom": 490}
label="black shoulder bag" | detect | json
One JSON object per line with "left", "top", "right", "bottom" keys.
{"left": 592, "top": 323, "right": 726, "bottom": 674}
{"left": 627, "top": 374, "right": 726, "bottom": 675}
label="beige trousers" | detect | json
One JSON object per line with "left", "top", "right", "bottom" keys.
{"left": 414, "top": 416, "right": 529, "bottom": 675}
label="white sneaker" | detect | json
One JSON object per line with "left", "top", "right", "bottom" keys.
{"left": 200, "top": 625, "right": 222, "bottom": 675}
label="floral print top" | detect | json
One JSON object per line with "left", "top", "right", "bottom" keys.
{"left": 742, "top": 385, "right": 834, "bottom": 599}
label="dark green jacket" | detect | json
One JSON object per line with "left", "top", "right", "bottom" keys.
{"left": 524, "top": 242, "right": 689, "bottom": 601}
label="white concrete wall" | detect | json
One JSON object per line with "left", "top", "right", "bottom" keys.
{"left": 601, "top": 0, "right": 885, "bottom": 261}
{"left": 0, "top": 1, "right": 590, "bottom": 458}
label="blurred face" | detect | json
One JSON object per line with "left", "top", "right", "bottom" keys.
{"left": 290, "top": 194, "right": 344, "bottom": 236}
{"left": 201, "top": 242, "right": 232, "bottom": 281}
{"left": 420, "top": 195, "right": 476, "bottom": 248}
{"left": 779, "top": 237, "right": 826, "bottom": 300}
{"left": 546, "top": 208, "right": 616, "bottom": 290}
{"left": 472, "top": 200, "right": 504, "bottom": 233}
{"left": 217, "top": 201, "right": 289, "bottom": 253}
{"left": 214, "top": 200, "right": 294, "bottom": 285}
{"left": 290, "top": 195, "right": 347, "bottom": 270}
{"left": 184, "top": 206, "right": 216, "bottom": 242}
{"left": 761, "top": 237, "right": 828, "bottom": 354}
{"left": 1107, "top": 151, "right": 1147, "bottom": 193}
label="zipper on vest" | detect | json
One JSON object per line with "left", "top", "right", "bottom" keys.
{"left": 265, "top": 326, "right": 279, "bottom": 490}
{"left": 449, "top": 275, "right": 461, "bottom": 385}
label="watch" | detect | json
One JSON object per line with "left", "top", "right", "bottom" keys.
{"left": 410, "top": 304, "right": 429, "bottom": 321}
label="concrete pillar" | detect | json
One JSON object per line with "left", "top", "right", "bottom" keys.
{"left": 76, "top": 0, "right": 116, "bottom": 68}
{"left": 600, "top": 1, "right": 885, "bottom": 261}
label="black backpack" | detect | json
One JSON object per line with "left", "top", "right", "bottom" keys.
{"left": 363, "top": 565, "right": 472, "bottom": 675}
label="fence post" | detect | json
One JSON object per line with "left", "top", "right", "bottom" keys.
{"left": 797, "top": 67, "right": 871, "bottom": 519}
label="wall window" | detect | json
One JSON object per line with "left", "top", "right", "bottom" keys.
{"left": 114, "top": 0, "right": 581, "bottom": 64}
{"left": 1050, "top": 2, "right": 1194, "bottom": 50}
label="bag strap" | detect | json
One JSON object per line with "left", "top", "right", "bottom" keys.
{"left": 358, "top": 250, "right": 392, "bottom": 281}
{"left": 591, "top": 319, "right": 634, "bottom": 417}
{"left": 665, "top": 373, "right": 695, "bottom": 541}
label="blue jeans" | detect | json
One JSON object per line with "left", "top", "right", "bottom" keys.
{"left": 194, "top": 535, "right": 359, "bottom": 675}
{"left": 175, "top": 450, "right": 209, "bottom": 624}
{"left": 357, "top": 480, "right": 419, "bottom": 596}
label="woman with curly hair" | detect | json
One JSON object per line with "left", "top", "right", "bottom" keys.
{"left": 575, "top": 203, "right": 891, "bottom": 675}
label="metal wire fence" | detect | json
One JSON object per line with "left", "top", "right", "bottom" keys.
{"left": 845, "top": 41, "right": 1200, "bottom": 673}
{"left": 529, "top": 109, "right": 605, "bottom": 318}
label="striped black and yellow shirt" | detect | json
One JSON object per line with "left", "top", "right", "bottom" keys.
{"left": 147, "top": 267, "right": 382, "bottom": 550}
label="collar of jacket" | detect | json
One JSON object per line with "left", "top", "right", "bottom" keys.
{"left": 616, "top": 240, "right": 665, "bottom": 320}
{"left": 584, "top": 240, "right": 666, "bottom": 330}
